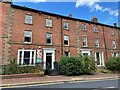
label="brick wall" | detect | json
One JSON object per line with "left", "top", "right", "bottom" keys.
{"left": 1, "top": 2, "right": 119, "bottom": 66}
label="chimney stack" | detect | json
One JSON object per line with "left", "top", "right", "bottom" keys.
{"left": 91, "top": 16, "right": 98, "bottom": 23}
{"left": 68, "top": 14, "right": 72, "bottom": 18}
{"left": 114, "top": 23, "right": 117, "bottom": 27}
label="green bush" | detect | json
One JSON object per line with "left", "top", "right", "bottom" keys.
{"left": 3, "top": 59, "right": 17, "bottom": 75}
{"left": 106, "top": 57, "right": 120, "bottom": 71}
{"left": 100, "top": 69, "right": 112, "bottom": 74}
{"left": 2, "top": 59, "right": 44, "bottom": 75}
{"left": 59, "top": 56, "right": 83, "bottom": 76}
{"left": 59, "top": 55, "right": 97, "bottom": 76}
{"left": 81, "top": 56, "right": 97, "bottom": 74}
{"left": 17, "top": 66, "right": 40, "bottom": 74}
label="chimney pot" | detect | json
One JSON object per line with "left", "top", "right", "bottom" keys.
{"left": 91, "top": 16, "right": 98, "bottom": 23}
{"left": 114, "top": 23, "right": 117, "bottom": 27}
{"left": 68, "top": 14, "right": 72, "bottom": 18}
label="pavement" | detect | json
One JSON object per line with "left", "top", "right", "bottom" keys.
{"left": 1, "top": 73, "right": 119, "bottom": 88}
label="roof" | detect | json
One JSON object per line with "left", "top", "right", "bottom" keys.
{"left": 11, "top": 4, "right": 120, "bottom": 29}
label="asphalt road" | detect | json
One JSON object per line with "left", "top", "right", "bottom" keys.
{"left": 2, "top": 79, "right": 120, "bottom": 90}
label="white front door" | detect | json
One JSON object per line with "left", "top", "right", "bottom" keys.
{"left": 95, "top": 52, "right": 104, "bottom": 66}
{"left": 43, "top": 48, "right": 55, "bottom": 69}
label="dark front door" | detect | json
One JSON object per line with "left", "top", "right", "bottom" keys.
{"left": 46, "top": 53, "right": 52, "bottom": 69}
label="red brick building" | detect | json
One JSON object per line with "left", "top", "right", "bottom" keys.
{"left": 1, "top": 1, "right": 119, "bottom": 69}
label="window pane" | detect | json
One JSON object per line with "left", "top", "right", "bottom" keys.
{"left": 24, "top": 51, "right": 30, "bottom": 65}
{"left": 24, "top": 31, "right": 32, "bottom": 37}
{"left": 46, "top": 19, "right": 52, "bottom": 27}
{"left": 19, "top": 51, "right": 22, "bottom": 65}
{"left": 96, "top": 53, "right": 100, "bottom": 65}
{"left": 83, "top": 53, "right": 88, "bottom": 56}
{"left": 82, "top": 24, "right": 86, "bottom": 31}
{"left": 112, "top": 40, "right": 116, "bottom": 48}
{"left": 64, "top": 40, "right": 68, "bottom": 45}
{"left": 46, "top": 33, "right": 52, "bottom": 44}
{"left": 95, "top": 38, "right": 99, "bottom": 47}
{"left": 25, "top": 15, "right": 32, "bottom": 24}
{"left": 111, "top": 29, "right": 114, "bottom": 35}
{"left": 64, "top": 22, "right": 68, "bottom": 29}
{"left": 24, "top": 31, "right": 32, "bottom": 43}
{"left": 31, "top": 51, "right": 34, "bottom": 64}
{"left": 64, "top": 35, "right": 69, "bottom": 45}
{"left": 82, "top": 37, "right": 87, "bottom": 47}
{"left": 64, "top": 51, "right": 69, "bottom": 56}
{"left": 94, "top": 25, "right": 98, "bottom": 32}
{"left": 64, "top": 35, "right": 69, "bottom": 40}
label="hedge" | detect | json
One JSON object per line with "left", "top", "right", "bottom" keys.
{"left": 106, "top": 57, "right": 120, "bottom": 71}
{"left": 59, "top": 55, "right": 97, "bottom": 76}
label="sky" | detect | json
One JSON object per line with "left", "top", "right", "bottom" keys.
{"left": 12, "top": 0, "right": 119, "bottom": 26}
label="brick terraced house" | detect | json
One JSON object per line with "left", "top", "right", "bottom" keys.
{"left": 0, "top": 1, "right": 120, "bottom": 69}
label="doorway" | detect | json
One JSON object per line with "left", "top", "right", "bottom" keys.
{"left": 46, "top": 53, "right": 52, "bottom": 69}
{"left": 43, "top": 48, "right": 55, "bottom": 69}
{"left": 95, "top": 52, "right": 104, "bottom": 66}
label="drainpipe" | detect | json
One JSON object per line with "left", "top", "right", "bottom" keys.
{"left": 102, "top": 26, "right": 108, "bottom": 63}
{"left": 60, "top": 18, "right": 63, "bottom": 56}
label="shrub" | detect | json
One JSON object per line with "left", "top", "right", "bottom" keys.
{"left": 2, "top": 59, "right": 44, "bottom": 75}
{"left": 59, "top": 56, "right": 83, "bottom": 76}
{"left": 100, "top": 69, "right": 112, "bottom": 74}
{"left": 59, "top": 55, "right": 97, "bottom": 76}
{"left": 3, "top": 59, "right": 17, "bottom": 75}
{"left": 106, "top": 57, "right": 120, "bottom": 71}
{"left": 81, "top": 56, "right": 97, "bottom": 75}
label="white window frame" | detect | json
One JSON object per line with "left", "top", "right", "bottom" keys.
{"left": 95, "top": 38, "right": 99, "bottom": 47}
{"left": 112, "top": 52, "right": 119, "bottom": 57}
{"left": 24, "top": 30, "right": 32, "bottom": 44}
{"left": 64, "top": 35, "right": 69, "bottom": 46}
{"left": 110, "top": 29, "right": 114, "bottom": 36}
{"left": 46, "top": 33, "right": 52, "bottom": 45}
{"left": 17, "top": 49, "right": 36, "bottom": 66}
{"left": 81, "top": 49, "right": 91, "bottom": 56}
{"left": 95, "top": 52, "right": 104, "bottom": 67}
{"left": 112, "top": 40, "right": 116, "bottom": 49}
{"left": 82, "top": 24, "right": 86, "bottom": 31}
{"left": 25, "top": 14, "right": 33, "bottom": 24}
{"left": 94, "top": 25, "right": 98, "bottom": 32}
{"left": 82, "top": 36, "right": 88, "bottom": 47}
{"left": 63, "top": 22, "right": 69, "bottom": 30}
{"left": 46, "top": 19, "right": 52, "bottom": 27}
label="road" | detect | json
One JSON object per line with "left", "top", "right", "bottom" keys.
{"left": 2, "top": 79, "right": 119, "bottom": 90}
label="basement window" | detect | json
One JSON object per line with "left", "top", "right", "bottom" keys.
{"left": 64, "top": 51, "right": 70, "bottom": 56}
